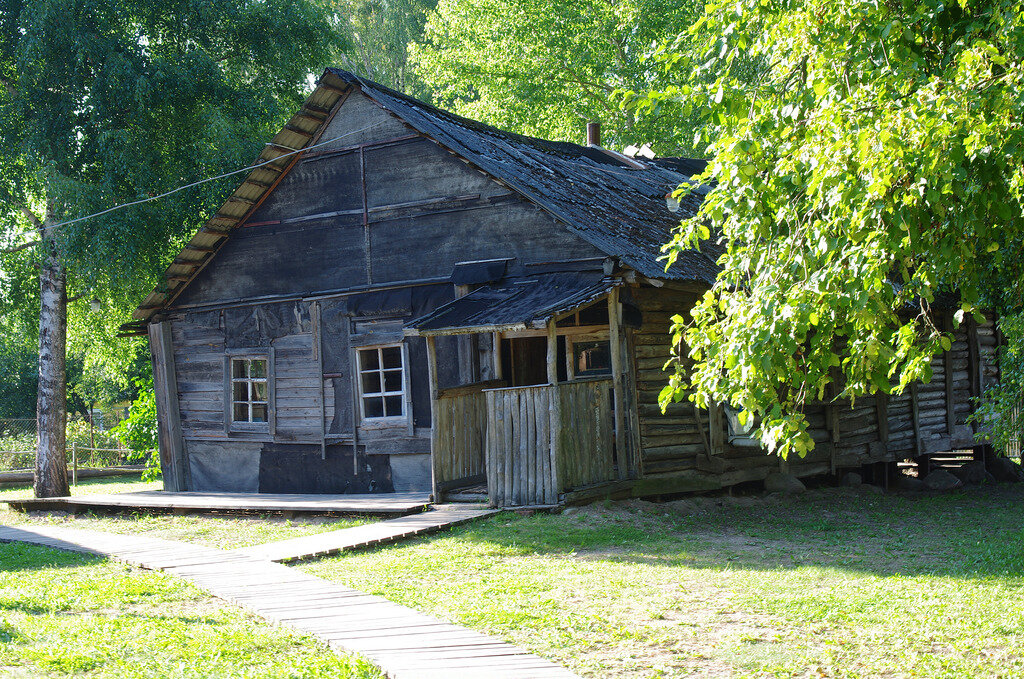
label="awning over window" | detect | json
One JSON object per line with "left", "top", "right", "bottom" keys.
{"left": 406, "top": 273, "right": 618, "bottom": 336}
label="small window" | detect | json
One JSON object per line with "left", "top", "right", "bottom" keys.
{"left": 573, "top": 340, "right": 611, "bottom": 377}
{"left": 357, "top": 345, "right": 406, "bottom": 421}
{"left": 231, "top": 357, "right": 269, "bottom": 424}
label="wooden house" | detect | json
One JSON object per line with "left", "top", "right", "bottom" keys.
{"left": 123, "top": 69, "right": 1000, "bottom": 506}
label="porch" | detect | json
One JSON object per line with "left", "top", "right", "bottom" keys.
{"left": 411, "top": 270, "right": 639, "bottom": 508}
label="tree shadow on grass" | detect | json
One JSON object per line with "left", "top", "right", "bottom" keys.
{"left": 445, "top": 485, "right": 1024, "bottom": 580}
{"left": 0, "top": 536, "right": 99, "bottom": 573}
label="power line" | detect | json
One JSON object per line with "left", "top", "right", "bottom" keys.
{"left": 36, "top": 120, "right": 390, "bottom": 236}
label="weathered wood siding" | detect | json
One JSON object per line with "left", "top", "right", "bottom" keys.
{"left": 174, "top": 92, "right": 604, "bottom": 308}
{"left": 629, "top": 284, "right": 1000, "bottom": 492}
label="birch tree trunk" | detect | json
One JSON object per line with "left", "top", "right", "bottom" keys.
{"left": 35, "top": 231, "right": 69, "bottom": 498}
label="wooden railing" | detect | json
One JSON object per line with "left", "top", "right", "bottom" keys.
{"left": 431, "top": 380, "right": 503, "bottom": 495}
{"left": 484, "top": 378, "right": 615, "bottom": 507}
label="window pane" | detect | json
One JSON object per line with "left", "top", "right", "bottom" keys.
{"left": 232, "top": 360, "right": 248, "bottom": 378}
{"left": 381, "top": 346, "right": 402, "bottom": 369}
{"left": 384, "top": 395, "right": 403, "bottom": 417}
{"left": 251, "top": 404, "right": 268, "bottom": 422}
{"left": 250, "top": 360, "right": 267, "bottom": 379}
{"left": 359, "top": 348, "right": 380, "bottom": 370}
{"left": 383, "top": 369, "right": 402, "bottom": 392}
{"left": 251, "top": 382, "right": 268, "bottom": 401}
{"left": 363, "top": 397, "right": 384, "bottom": 418}
{"left": 361, "top": 371, "right": 381, "bottom": 394}
{"left": 233, "top": 403, "right": 249, "bottom": 422}
{"left": 233, "top": 382, "right": 249, "bottom": 401}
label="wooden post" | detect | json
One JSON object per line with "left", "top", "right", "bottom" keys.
{"left": 312, "top": 301, "right": 327, "bottom": 460}
{"left": 910, "top": 382, "right": 923, "bottom": 458}
{"left": 546, "top": 321, "right": 558, "bottom": 385}
{"left": 943, "top": 314, "right": 956, "bottom": 433}
{"left": 492, "top": 332, "right": 503, "bottom": 380}
{"left": 608, "top": 288, "right": 628, "bottom": 480}
{"left": 875, "top": 391, "right": 889, "bottom": 444}
{"left": 426, "top": 335, "right": 441, "bottom": 501}
{"left": 546, "top": 319, "right": 562, "bottom": 496}
{"left": 149, "top": 321, "right": 187, "bottom": 491}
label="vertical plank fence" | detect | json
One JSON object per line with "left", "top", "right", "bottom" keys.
{"left": 431, "top": 380, "right": 502, "bottom": 496}
{"left": 557, "top": 379, "right": 615, "bottom": 490}
{"left": 483, "top": 379, "right": 616, "bottom": 507}
{"left": 485, "top": 385, "right": 557, "bottom": 507}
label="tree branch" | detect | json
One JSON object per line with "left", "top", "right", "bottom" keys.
{"left": 0, "top": 73, "right": 17, "bottom": 99}
{"left": 19, "top": 205, "right": 44, "bottom": 233}
{"left": 0, "top": 239, "right": 39, "bottom": 254}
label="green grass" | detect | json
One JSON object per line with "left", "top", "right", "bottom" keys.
{"left": 0, "top": 542, "right": 383, "bottom": 678}
{"left": 1, "top": 478, "right": 370, "bottom": 549}
{"left": 301, "top": 485, "right": 1024, "bottom": 678}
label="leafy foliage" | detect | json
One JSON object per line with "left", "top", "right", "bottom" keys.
{"left": 111, "top": 379, "right": 160, "bottom": 477}
{"left": 652, "top": 0, "right": 1024, "bottom": 457}
{"left": 331, "top": 0, "right": 436, "bottom": 97}
{"left": 412, "top": 0, "right": 704, "bottom": 152}
{"left": 0, "top": 0, "right": 339, "bottom": 441}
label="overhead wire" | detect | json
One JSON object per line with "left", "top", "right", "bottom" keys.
{"left": 30, "top": 119, "right": 390, "bottom": 237}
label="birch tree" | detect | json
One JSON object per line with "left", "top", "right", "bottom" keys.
{"left": 0, "top": 0, "right": 336, "bottom": 496}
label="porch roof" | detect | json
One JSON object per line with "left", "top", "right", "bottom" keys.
{"left": 406, "top": 273, "right": 617, "bottom": 336}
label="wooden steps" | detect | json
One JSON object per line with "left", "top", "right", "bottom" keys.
{"left": 0, "top": 524, "right": 578, "bottom": 679}
{"left": 235, "top": 504, "right": 499, "bottom": 562}
{"left": 4, "top": 490, "right": 432, "bottom": 517}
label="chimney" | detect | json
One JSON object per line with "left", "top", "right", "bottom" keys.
{"left": 586, "top": 122, "right": 601, "bottom": 147}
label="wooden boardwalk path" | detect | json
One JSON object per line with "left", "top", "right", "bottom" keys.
{"left": 236, "top": 504, "right": 500, "bottom": 562}
{"left": 0, "top": 524, "right": 577, "bottom": 679}
{"left": 5, "top": 491, "right": 432, "bottom": 517}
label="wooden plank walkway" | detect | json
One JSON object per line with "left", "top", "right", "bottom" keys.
{"left": 0, "top": 524, "right": 577, "bottom": 679}
{"left": 4, "top": 491, "right": 432, "bottom": 517}
{"left": 235, "top": 504, "right": 500, "bottom": 562}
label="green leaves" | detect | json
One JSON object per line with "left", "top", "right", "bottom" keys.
{"left": 411, "top": 0, "right": 704, "bottom": 152}
{"left": 656, "top": 0, "right": 1024, "bottom": 458}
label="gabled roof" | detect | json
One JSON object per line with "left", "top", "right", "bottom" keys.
{"left": 122, "top": 69, "right": 717, "bottom": 335}
{"left": 324, "top": 69, "right": 720, "bottom": 284}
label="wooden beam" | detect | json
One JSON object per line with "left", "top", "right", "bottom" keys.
{"left": 492, "top": 332, "right": 503, "bottom": 380}
{"left": 546, "top": 319, "right": 563, "bottom": 495}
{"left": 546, "top": 319, "right": 558, "bottom": 385}
{"left": 149, "top": 322, "right": 187, "bottom": 491}
{"left": 910, "top": 382, "right": 923, "bottom": 458}
{"left": 312, "top": 301, "right": 327, "bottom": 460}
{"left": 875, "top": 391, "right": 889, "bottom": 444}
{"left": 282, "top": 124, "right": 315, "bottom": 138}
{"left": 426, "top": 335, "right": 441, "bottom": 501}
{"left": 943, "top": 314, "right": 956, "bottom": 433}
{"left": 608, "top": 288, "right": 628, "bottom": 479}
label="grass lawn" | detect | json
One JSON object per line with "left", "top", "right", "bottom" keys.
{"left": 0, "top": 541, "right": 382, "bottom": 678}
{"left": 301, "top": 485, "right": 1024, "bottom": 678}
{"left": 0, "top": 478, "right": 370, "bottom": 549}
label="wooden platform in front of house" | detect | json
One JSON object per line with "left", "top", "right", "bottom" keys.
{"left": 235, "top": 504, "right": 500, "bottom": 562}
{"left": 3, "top": 490, "right": 432, "bottom": 517}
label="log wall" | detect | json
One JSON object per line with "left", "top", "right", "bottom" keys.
{"left": 628, "top": 284, "right": 1001, "bottom": 495}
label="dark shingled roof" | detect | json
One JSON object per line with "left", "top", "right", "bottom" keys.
{"left": 409, "top": 273, "right": 616, "bottom": 335}
{"left": 329, "top": 69, "right": 720, "bottom": 283}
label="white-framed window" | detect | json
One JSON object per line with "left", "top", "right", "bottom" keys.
{"left": 228, "top": 355, "right": 271, "bottom": 428}
{"left": 357, "top": 344, "right": 406, "bottom": 421}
